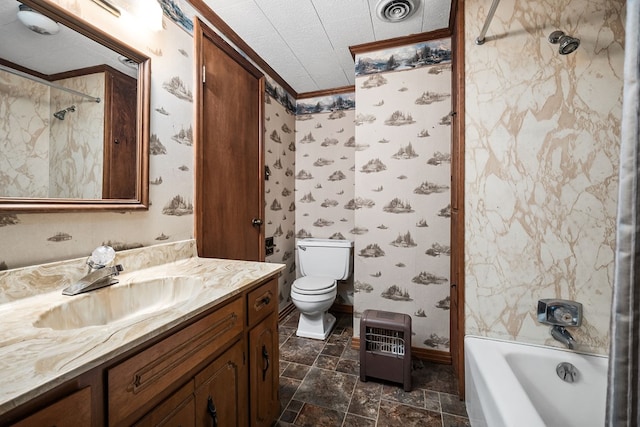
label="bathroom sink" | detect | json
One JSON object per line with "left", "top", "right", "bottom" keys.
{"left": 33, "top": 277, "right": 203, "bottom": 330}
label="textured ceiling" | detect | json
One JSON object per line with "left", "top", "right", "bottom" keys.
{"left": 202, "top": 0, "right": 453, "bottom": 94}
{"left": 0, "top": 0, "right": 136, "bottom": 78}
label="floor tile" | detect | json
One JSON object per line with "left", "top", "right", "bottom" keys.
{"left": 347, "top": 380, "right": 381, "bottom": 419}
{"left": 282, "top": 362, "right": 311, "bottom": 380}
{"left": 277, "top": 311, "right": 470, "bottom": 426}
{"left": 343, "top": 413, "right": 377, "bottom": 427}
{"left": 294, "top": 402, "right": 345, "bottom": 427}
{"left": 293, "top": 367, "right": 358, "bottom": 413}
{"left": 440, "top": 392, "right": 467, "bottom": 417}
{"left": 377, "top": 399, "right": 442, "bottom": 427}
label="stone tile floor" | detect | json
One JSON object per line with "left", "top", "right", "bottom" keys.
{"left": 276, "top": 311, "right": 471, "bottom": 427}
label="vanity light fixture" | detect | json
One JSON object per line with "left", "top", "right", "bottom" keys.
{"left": 17, "top": 4, "right": 60, "bottom": 35}
{"left": 91, "top": 0, "right": 121, "bottom": 17}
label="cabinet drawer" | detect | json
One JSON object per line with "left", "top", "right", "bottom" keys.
{"left": 246, "top": 278, "right": 277, "bottom": 328}
{"left": 10, "top": 387, "right": 92, "bottom": 427}
{"left": 108, "top": 297, "right": 244, "bottom": 426}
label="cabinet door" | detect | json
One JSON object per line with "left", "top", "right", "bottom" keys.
{"left": 249, "top": 312, "right": 279, "bottom": 427}
{"left": 134, "top": 381, "right": 195, "bottom": 427}
{"left": 194, "top": 340, "right": 247, "bottom": 427}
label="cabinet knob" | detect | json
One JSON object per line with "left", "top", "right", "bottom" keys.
{"left": 252, "top": 218, "right": 263, "bottom": 227}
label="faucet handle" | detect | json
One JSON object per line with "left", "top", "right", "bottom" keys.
{"left": 537, "top": 299, "right": 582, "bottom": 327}
{"left": 87, "top": 245, "right": 116, "bottom": 269}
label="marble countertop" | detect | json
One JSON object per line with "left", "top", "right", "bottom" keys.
{"left": 0, "top": 256, "right": 284, "bottom": 416}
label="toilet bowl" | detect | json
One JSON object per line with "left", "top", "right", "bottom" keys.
{"left": 291, "top": 239, "right": 353, "bottom": 340}
{"left": 290, "top": 276, "right": 338, "bottom": 339}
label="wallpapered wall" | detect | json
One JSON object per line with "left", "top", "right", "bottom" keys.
{"left": 351, "top": 40, "right": 453, "bottom": 352}
{"left": 294, "top": 96, "right": 356, "bottom": 305}
{"left": 464, "top": 0, "right": 624, "bottom": 354}
{"left": 263, "top": 90, "right": 297, "bottom": 309}
{"left": 0, "top": 0, "right": 297, "bottom": 312}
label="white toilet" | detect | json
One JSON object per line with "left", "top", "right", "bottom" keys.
{"left": 291, "top": 238, "right": 353, "bottom": 340}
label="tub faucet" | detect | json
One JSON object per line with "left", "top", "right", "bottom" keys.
{"left": 550, "top": 325, "right": 576, "bottom": 350}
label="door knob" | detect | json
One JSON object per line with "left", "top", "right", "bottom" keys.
{"left": 252, "top": 218, "right": 263, "bottom": 227}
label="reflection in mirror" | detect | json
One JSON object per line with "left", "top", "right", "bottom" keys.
{"left": 0, "top": 0, "right": 150, "bottom": 211}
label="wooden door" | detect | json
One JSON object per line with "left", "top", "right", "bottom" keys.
{"left": 194, "top": 340, "right": 247, "bottom": 427}
{"left": 103, "top": 69, "right": 137, "bottom": 199}
{"left": 194, "top": 19, "right": 265, "bottom": 261}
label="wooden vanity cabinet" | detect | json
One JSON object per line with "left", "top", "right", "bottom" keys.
{"left": 3, "top": 275, "right": 280, "bottom": 427}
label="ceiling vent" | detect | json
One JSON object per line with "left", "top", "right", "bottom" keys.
{"left": 376, "top": 0, "right": 418, "bottom": 22}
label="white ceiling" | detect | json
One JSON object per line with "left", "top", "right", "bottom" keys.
{"left": 0, "top": 0, "right": 136, "bottom": 78}
{"left": 202, "top": 0, "right": 453, "bottom": 94}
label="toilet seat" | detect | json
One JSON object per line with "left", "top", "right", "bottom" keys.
{"left": 292, "top": 276, "right": 336, "bottom": 295}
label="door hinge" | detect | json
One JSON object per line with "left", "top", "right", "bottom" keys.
{"left": 202, "top": 65, "right": 206, "bottom": 84}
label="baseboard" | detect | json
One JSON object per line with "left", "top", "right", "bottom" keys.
{"left": 330, "top": 303, "right": 353, "bottom": 314}
{"left": 278, "top": 302, "right": 296, "bottom": 323}
{"left": 351, "top": 337, "right": 452, "bottom": 365}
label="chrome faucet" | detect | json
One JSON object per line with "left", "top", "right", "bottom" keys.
{"left": 537, "top": 298, "right": 582, "bottom": 350}
{"left": 62, "top": 246, "right": 124, "bottom": 296}
{"left": 550, "top": 325, "right": 576, "bottom": 350}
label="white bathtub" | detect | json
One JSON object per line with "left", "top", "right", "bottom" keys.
{"left": 465, "top": 336, "right": 608, "bottom": 427}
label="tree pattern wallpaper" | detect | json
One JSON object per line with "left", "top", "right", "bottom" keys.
{"left": 264, "top": 88, "right": 297, "bottom": 310}
{"left": 294, "top": 95, "right": 356, "bottom": 305}
{"left": 353, "top": 39, "right": 453, "bottom": 351}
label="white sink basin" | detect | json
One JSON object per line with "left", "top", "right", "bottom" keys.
{"left": 34, "top": 277, "right": 203, "bottom": 330}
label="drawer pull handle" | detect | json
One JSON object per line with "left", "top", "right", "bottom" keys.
{"left": 262, "top": 345, "right": 270, "bottom": 381}
{"left": 261, "top": 295, "right": 271, "bottom": 305}
{"left": 207, "top": 396, "right": 218, "bottom": 427}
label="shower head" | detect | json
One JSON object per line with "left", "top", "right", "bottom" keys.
{"left": 548, "top": 30, "right": 580, "bottom": 55}
{"left": 53, "top": 105, "right": 76, "bottom": 121}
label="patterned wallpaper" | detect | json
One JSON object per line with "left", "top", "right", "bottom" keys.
{"left": 0, "top": 1, "right": 299, "bottom": 316}
{"left": 352, "top": 40, "right": 453, "bottom": 352}
{"left": 264, "top": 91, "right": 297, "bottom": 310}
{"left": 294, "top": 94, "right": 356, "bottom": 305}
{"left": 464, "top": 0, "right": 624, "bottom": 354}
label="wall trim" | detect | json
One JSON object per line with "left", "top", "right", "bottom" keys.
{"left": 351, "top": 337, "right": 452, "bottom": 365}
{"left": 298, "top": 85, "right": 356, "bottom": 100}
{"left": 349, "top": 28, "right": 452, "bottom": 59}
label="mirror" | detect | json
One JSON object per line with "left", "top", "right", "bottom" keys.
{"left": 0, "top": 0, "right": 150, "bottom": 212}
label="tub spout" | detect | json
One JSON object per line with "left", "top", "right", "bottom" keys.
{"left": 550, "top": 325, "right": 576, "bottom": 350}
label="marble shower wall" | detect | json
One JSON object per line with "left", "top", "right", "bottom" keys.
{"left": 0, "top": 70, "right": 50, "bottom": 198}
{"left": 352, "top": 40, "right": 453, "bottom": 352}
{"left": 264, "top": 92, "right": 297, "bottom": 310}
{"left": 464, "top": 0, "right": 625, "bottom": 354}
{"left": 294, "top": 95, "right": 356, "bottom": 305}
{"left": 49, "top": 73, "right": 105, "bottom": 199}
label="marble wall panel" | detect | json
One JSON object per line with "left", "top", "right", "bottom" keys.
{"left": 464, "top": 0, "right": 625, "bottom": 354}
{"left": 0, "top": 71, "right": 50, "bottom": 198}
{"left": 49, "top": 73, "right": 105, "bottom": 199}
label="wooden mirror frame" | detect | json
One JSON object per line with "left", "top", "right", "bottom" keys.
{"left": 0, "top": 0, "right": 150, "bottom": 213}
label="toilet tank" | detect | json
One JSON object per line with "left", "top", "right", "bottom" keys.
{"left": 297, "top": 238, "right": 353, "bottom": 280}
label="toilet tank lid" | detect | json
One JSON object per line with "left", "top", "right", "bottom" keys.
{"left": 297, "top": 238, "right": 354, "bottom": 248}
